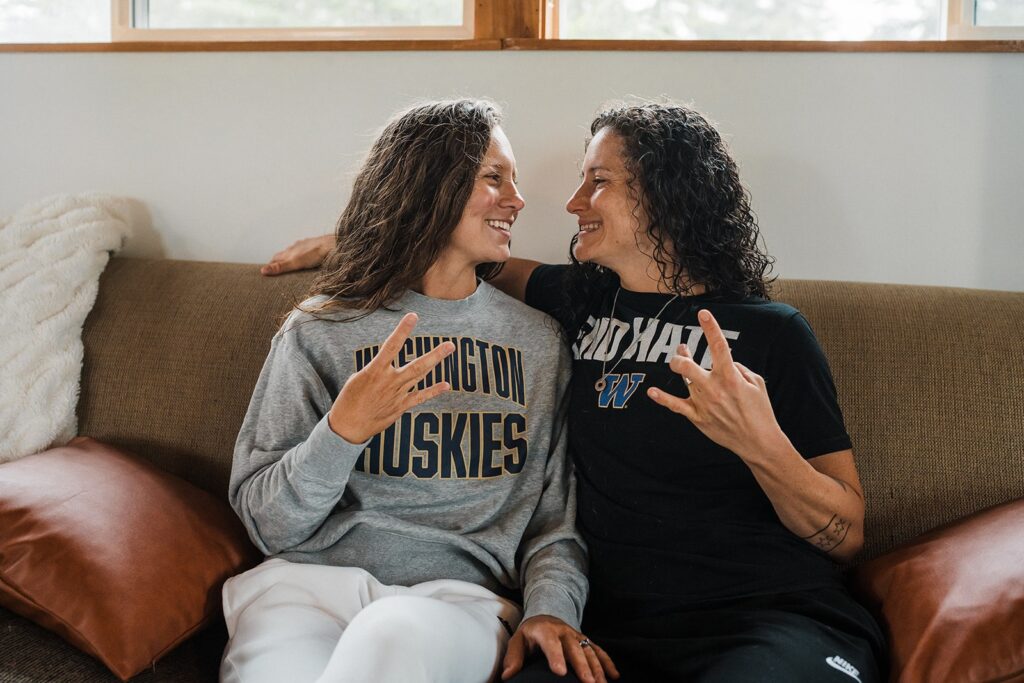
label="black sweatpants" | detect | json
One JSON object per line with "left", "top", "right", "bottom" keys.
{"left": 509, "top": 587, "right": 885, "bottom": 683}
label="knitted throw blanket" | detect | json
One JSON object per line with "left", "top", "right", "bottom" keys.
{"left": 0, "top": 195, "right": 131, "bottom": 463}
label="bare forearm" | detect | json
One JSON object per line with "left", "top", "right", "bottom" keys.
{"left": 488, "top": 257, "right": 543, "bottom": 302}
{"left": 647, "top": 311, "right": 866, "bottom": 562}
{"left": 741, "top": 436, "right": 865, "bottom": 561}
{"left": 261, "top": 233, "right": 334, "bottom": 276}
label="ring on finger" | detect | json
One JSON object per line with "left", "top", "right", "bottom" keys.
{"left": 579, "top": 637, "right": 592, "bottom": 648}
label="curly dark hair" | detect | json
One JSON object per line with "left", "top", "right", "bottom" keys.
{"left": 302, "top": 99, "right": 503, "bottom": 320}
{"left": 563, "top": 101, "right": 775, "bottom": 338}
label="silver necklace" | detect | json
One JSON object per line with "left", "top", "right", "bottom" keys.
{"left": 594, "top": 287, "right": 680, "bottom": 392}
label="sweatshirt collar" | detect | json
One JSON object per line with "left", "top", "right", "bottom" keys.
{"left": 396, "top": 279, "right": 495, "bottom": 317}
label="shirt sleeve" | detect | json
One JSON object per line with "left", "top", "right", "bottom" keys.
{"left": 764, "top": 312, "right": 853, "bottom": 460}
{"left": 515, "top": 341, "right": 589, "bottom": 629}
{"left": 228, "top": 329, "right": 367, "bottom": 555}
{"left": 525, "top": 264, "right": 571, "bottom": 327}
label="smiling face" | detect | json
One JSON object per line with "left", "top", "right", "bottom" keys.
{"left": 443, "top": 125, "right": 525, "bottom": 269}
{"left": 566, "top": 127, "right": 663, "bottom": 281}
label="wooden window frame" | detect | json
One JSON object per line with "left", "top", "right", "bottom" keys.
{"left": 474, "top": 1, "right": 547, "bottom": 40}
{"left": 947, "top": 0, "right": 1024, "bottom": 39}
{"left": 111, "top": 0, "right": 477, "bottom": 42}
{"left": 2, "top": 0, "right": 1022, "bottom": 51}
{"left": 549, "top": 0, "right": 1024, "bottom": 42}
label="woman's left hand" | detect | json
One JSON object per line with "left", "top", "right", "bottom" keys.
{"left": 647, "top": 309, "right": 785, "bottom": 462}
{"left": 501, "top": 615, "right": 619, "bottom": 683}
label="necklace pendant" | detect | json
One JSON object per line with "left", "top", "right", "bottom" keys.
{"left": 594, "top": 377, "right": 607, "bottom": 392}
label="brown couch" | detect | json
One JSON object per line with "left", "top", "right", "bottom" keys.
{"left": 1, "top": 257, "right": 1022, "bottom": 682}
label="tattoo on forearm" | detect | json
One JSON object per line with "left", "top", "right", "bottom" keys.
{"left": 801, "top": 514, "right": 851, "bottom": 553}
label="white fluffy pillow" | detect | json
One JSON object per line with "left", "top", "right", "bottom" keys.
{"left": 0, "top": 194, "right": 132, "bottom": 463}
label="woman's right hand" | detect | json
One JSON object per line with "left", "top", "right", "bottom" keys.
{"left": 328, "top": 313, "right": 455, "bottom": 444}
{"left": 261, "top": 234, "right": 334, "bottom": 276}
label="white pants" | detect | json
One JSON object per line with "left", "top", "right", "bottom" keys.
{"left": 220, "top": 558, "right": 522, "bottom": 683}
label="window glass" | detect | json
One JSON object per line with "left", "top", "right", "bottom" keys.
{"left": 559, "top": 0, "right": 943, "bottom": 40}
{"left": 145, "top": 0, "right": 463, "bottom": 29}
{"left": 975, "top": 0, "right": 1024, "bottom": 26}
{"left": 0, "top": 0, "right": 109, "bottom": 42}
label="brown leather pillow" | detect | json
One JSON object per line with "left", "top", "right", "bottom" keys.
{"left": 0, "top": 437, "right": 259, "bottom": 681}
{"left": 853, "top": 497, "right": 1024, "bottom": 683}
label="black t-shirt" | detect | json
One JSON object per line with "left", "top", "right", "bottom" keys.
{"left": 526, "top": 265, "right": 851, "bottom": 622}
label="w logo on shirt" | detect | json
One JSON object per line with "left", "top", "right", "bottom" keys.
{"left": 597, "top": 373, "right": 645, "bottom": 409}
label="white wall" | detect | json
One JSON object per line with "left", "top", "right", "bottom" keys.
{"left": 1, "top": 49, "right": 1022, "bottom": 290}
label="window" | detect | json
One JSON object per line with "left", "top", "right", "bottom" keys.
{"left": 116, "top": 0, "right": 472, "bottom": 41}
{"left": 143, "top": 2, "right": 463, "bottom": 29}
{"left": 0, "top": 0, "right": 472, "bottom": 43}
{"left": 947, "top": 0, "right": 1024, "bottom": 37}
{"left": 976, "top": 0, "right": 1024, "bottom": 26}
{"left": 558, "top": 0, "right": 945, "bottom": 41}
{"left": 0, "top": 0, "right": 109, "bottom": 42}
{"left": 0, "top": 0, "right": 1021, "bottom": 45}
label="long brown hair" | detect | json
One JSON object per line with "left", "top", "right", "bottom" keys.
{"left": 303, "top": 99, "right": 503, "bottom": 318}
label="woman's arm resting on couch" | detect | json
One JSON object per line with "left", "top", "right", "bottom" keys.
{"left": 261, "top": 234, "right": 334, "bottom": 275}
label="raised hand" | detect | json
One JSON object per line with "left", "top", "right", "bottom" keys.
{"left": 501, "top": 615, "right": 619, "bottom": 683}
{"left": 260, "top": 234, "right": 334, "bottom": 276}
{"left": 647, "top": 309, "right": 785, "bottom": 461}
{"left": 328, "top": 313, "right": 454, "bottom": 444}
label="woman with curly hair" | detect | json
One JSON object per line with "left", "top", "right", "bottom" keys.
{"left": 264, "top": 102, "right": 885, "bottom": 682}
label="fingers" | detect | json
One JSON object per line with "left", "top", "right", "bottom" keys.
{"left": 734, "top": 361, "right": 766, "bottom": 389}
{"left": 669, "top": 343, "right": 707, "bottom": 388}
{"left": 591, "top": 643, "right": 621, "bottom": 680}
{"left": 261, "top": 235, "right": 335, "bottom": 276}
{"left": 500, "top": 631, "right": 527, "bottom": 681}
{"left": 647, "top": 386, "right": 696, "bottom": 420}
{"left": 697, "top": 309, "right": 736, "bottom": 373}
{"left": 260, "top": 259, "right": 285, "bottom": 276}
{"left": 260, "top": 242, "right": 305, "bottom": 276}
{"left": 260, "top": 254, "right": 307, "bottom": 276}
{"left": 399, "top": 341, "right": 455, "bottom": 382}
{"left": 734, "top": 361, "right": 754, "bottom": 382}
{"left": 507, "top": 618, "right": 617, "bottom": 683}
{"left": 377, "top": 318, "right": 457, "bottom": 386}
{"left": 400, "top": 381, "right": 450, "bottom": 412}
{"left": 559, "top": 634, "right": 595, "bottom": 683}
{"left": 580, "top": 643, "right": 607, "bottom": 683}
{"left": 536, "top": 634, "right": 569, "bottom": 678}
{"left": 374, "top": 313, "right": 418, "bottom": 367}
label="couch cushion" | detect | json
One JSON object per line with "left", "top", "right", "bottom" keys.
{"left": 78, "top": 258, "right": 314, "bottom": 496}
{"left": 774, "top": 280, "right": 1024, "bottom": 562}
{"left": 853, "top": 497, "right": 1024, "bottom": 682}
{"left": 0, "top": 438, "right": 259, "bottom": 681}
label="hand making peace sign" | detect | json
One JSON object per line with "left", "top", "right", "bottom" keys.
{"left": 328, "top": 313, "right": 455, "bottom": 444}
{"left": 647, "top": 309, "right": 786, "bottom": 461}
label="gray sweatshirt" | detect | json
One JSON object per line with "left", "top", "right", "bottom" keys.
{"left": 229, "top": 282, "right": 588, "bottom": 628}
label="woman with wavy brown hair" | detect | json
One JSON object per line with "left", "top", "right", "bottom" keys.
{"left": 264, "top": 101, "right": 885, "bottom": 682}
{"left": 225, "top": 100, "right": 617, "bottom": 683}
